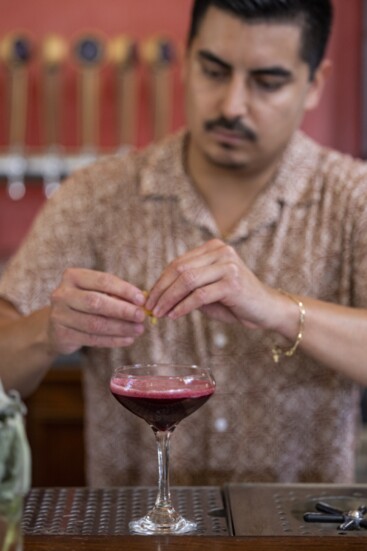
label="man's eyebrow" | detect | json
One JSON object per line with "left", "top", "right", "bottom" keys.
{"left": 197, "top": 50, "right": 293, "bottom": 79}
{"left": 197, "top": 49, "right": 232, "bottom": 70}
{"left": 250, "top": 67, "right": 293, "bottom": 78}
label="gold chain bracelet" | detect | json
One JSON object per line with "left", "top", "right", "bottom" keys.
{"left": 272, "top": 290, "right": 306, "bottom": 364}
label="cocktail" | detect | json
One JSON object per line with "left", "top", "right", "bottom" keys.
{"left": 110, "top": 363, "right": 216, "bottom": 535}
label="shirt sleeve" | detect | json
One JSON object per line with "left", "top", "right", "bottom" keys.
{"left": 0, "top": 170, "right": 96, "bottom": 316}
{"left": 350, "top": 171, "right": 367, "bottom": 308}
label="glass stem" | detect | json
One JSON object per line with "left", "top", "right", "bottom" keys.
{"left": 153, "top": 429, "right": 174, "bottom": 509}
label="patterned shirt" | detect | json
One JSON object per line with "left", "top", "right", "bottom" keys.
{"left": 1, "top": 129, "right": 367, "bottom": 486}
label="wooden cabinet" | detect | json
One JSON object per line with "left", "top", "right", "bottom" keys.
{"left": 25, "top": 363, "right": 86, "bottom": 487}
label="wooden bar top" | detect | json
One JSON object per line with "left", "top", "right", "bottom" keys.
{"left": 22, "top": 484, "right": 367, "bottom": 550}
{"left": 24, "top": 534, "right": 366, "bottom": 550}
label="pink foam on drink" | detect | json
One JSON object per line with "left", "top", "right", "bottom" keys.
{"left": 110, "top": 376, "right": 214, "bottom": 399}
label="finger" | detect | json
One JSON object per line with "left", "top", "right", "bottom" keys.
{"left": 152, "top": 262, "right": 229, "bottom": 317}
{"left": 167, "top": 278, "right": 231, "bottom": 319}
{"left": 146, "top": 240, "right": 227, "bottom": 310}
{"left": 199, "top": 302, "right": 259, "bottom": 328}
{"left": 82, "top": 334, "right": 137, "bottom": 348}
{"left": 160, "top": 238, "right": 224, "bottom": 267}
{"left": 53, "top": 308, "right": 145, "bottom": 338}
{"left": 52, "top": 324, "right": 139, "bottom": 353}
{"left": 199, "top": 303, "right": 239, "bottom": 324}
{"left": 63, "top": 268, "right": 146, "bottom": 306}
{"left": 53, "top": 287, "right": 146, "bottom": 323}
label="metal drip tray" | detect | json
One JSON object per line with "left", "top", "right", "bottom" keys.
{"left": 23, "top": 486, "right": 228, "bottom": 536}
{"left": 224, "top": 483, "right": 367, "bottom": 537}
{"left": 23, "top": 484, "right": 367, "bottom": 540}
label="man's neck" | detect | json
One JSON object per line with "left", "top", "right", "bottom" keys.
{"left": 186, "top": 141, "right": 281, "bottom": 238}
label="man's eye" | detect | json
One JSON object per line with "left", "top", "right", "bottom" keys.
{"left": 202, "top": 64, "right": 227, "bottom": 80}
{"left": 255, "top": 79, "right": 285, "bottom": 91}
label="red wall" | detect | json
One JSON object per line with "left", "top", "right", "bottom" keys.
{"left": 0, "top": 0, "right": 191, "bottom": 150}
{"left": 303, "top": 0, "right": 363, "bottom": 156}
{"left": 0, "top": 0, "right": 363, "bottom": 259}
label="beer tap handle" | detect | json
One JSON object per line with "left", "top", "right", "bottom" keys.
{"left": 0, "top": 33, "right": 33, "bottom": 200}
{"left": 73, "top": 33, "right": 104, "bottom": 160}
{"left": 42, "top": 34, "right": 67, "bottom": 150}
{"left": 141, "top": 37, "right": 175, "bottom": 142}
{"left": 108, "top": 35, "right": 138, "bottom": 150}
{"left": 41, "top": 34, "right": 67, "bottom": 197}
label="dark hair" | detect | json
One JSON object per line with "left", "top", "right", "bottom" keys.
{"left": 187, "top": 0, "right": 333, "bottom": 77}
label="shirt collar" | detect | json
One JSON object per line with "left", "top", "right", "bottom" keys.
{"left": 140, "top": 129, "right": 323, "bottom": 203}
{"left": 268, "top": 130, "right": 324, "bottom": 207}
{"left": 139, "top": 129, "right": 189, "bottom": 199}
{"left": 138, "top": 129, "right": 324, "bottom": 241}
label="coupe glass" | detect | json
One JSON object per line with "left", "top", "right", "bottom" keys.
{"left": 110, "top": 363, "right": 216, "bottom": 535}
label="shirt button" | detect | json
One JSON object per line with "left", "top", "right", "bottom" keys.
{"left": 214, "top": 417, "right": 228, "bottom": 432}
{"left": 213, "top": 332, "right": 228, "bottom": 349}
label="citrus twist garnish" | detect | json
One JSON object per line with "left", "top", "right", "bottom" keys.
{"left": 143, "top": 291, "right": 158, "bottom": 325}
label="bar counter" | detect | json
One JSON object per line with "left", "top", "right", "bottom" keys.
{"left": 23, "top": 484, "right": 367, "bottom": 550}
{"left": 24, "top": 534, "right": 365, "bottom": 551}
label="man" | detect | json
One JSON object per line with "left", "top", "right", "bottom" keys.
{"left": 0, "top": 0, "right": 366, "bottom": 486}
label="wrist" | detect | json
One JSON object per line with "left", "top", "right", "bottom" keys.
{"left": 271, "top": 290, "right": 306, "bottom": 363}
{"left": 36, "top": 307, "right": 63, "bottom": 360}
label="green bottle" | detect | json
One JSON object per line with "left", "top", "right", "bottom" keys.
{"left": 0, "top": 381, "right": 31, "bottom": 551}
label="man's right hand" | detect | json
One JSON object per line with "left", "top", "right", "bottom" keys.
{"left": 48, "top": 268, "right": 147, "bottom": 355}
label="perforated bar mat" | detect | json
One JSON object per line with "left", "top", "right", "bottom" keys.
{"left": 23, "top": 486, "right": 228, "bottom": 536}
{"left": 224, "top": 483, "right": 367, "bottom": 537}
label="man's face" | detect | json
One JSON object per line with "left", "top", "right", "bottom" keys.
{"left": 183, "top": 7, "right": 326, "bottom": 174}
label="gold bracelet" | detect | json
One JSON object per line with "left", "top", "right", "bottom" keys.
{"left": 272, "top": 290, "right": 306, "bottom": 364}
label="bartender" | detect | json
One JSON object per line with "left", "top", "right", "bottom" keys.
{"left": 0, "top": 0, "right": 366, "bottom": 487}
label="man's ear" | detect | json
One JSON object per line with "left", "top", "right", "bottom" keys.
{"left": 305, "top": 58, "right": 332, "bottom": 111}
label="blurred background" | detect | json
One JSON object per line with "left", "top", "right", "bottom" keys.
{"left": 0, "top": 0, "right": 366, "bottom": 486}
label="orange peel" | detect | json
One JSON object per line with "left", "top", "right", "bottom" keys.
{"left": 143, "top": 291, "right": 158, "bottom": 325}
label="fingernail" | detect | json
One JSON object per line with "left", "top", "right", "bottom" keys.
{"left": 135, "top": 293, "right": 145, "bottom": 305}
{"left": 135, "top": 308, "right": 145, "bottom": 322}
{"left": 152, "top": 306, "right": 161, "bottom": 317}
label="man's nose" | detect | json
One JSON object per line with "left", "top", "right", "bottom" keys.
{"left": 221, "top": 75, "right": 249, "bottom": 119}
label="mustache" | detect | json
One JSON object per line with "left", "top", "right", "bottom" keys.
{"left": 204, "top": 116, "right": 257, "bottom": 142}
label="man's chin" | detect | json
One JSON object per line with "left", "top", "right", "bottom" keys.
{"left": 204, "top": 150, "right": 249, "bottom": 171}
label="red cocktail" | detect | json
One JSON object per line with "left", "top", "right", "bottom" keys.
{"left": 110, "top": 363, "right": 215, "bottom": 535}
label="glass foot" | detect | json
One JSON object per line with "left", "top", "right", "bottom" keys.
{"left": 129, "top": 506, "right": 197, "bottom": 535}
